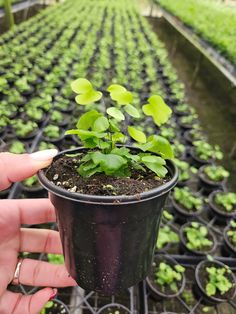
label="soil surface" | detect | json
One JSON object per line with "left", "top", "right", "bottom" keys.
{"left": 46, "top": 154, "right": 170, "bottom": 196}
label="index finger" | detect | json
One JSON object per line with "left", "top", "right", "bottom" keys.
{"left": 0, "top": 199, "right": 56, "bottom": 225}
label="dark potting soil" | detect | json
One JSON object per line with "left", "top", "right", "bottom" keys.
{"left": 46, "top": 154, "right": 170, "bottom": 196}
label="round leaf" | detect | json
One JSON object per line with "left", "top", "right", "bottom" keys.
{"left": 128, "top": 126, "right": 146, "bottom": 143}
{"left": 124, "top": 104, "right": 140, "bottom": 118}
{"left": 106, "top": 107, "right": 125, "bottom": 121}
{"left": 75, "top": 90, "right": 102, "bottom": 105}
{"left": 71, "top": 78, "right": 92, "bottom": 94}
{"left": 107, "top": 84, "right": 126, "bottom": 93}
{"left": 93, "top": 116, "right": 109, "bottom": 132}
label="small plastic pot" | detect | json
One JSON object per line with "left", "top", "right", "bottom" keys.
{"left": 189, "top": 147, "right": 213, "bottom": 168}
{"left": 38, "top": 147, "right": 178, "bottom": 295}
{"left": 179, "top": 222, "right": 217, "bottom": 256}
{"left": 41, "top": 133, "right": 65, "bottom": 146}
{"left": 15, "top": 129, "right": 39, "bottom": 143}
{"left": 194, "top": 260, "right": 236, "bottom": 305}
{"left": 198, "top": 165, "right": 226, "bottom": 194}
{"left": 97, "top": 304, "right": 130, "bottom": 314}
{"left": 222, "top": 224, "right": 236, "bottom": 257}
{"left": 170, "top": 195, "right": 203, "bottom": 224}
{"left": 146, "top": 255, "right": 186, "bottom": 301}
{"left": 208, "top": 191, "right": 236, "bottom": 225}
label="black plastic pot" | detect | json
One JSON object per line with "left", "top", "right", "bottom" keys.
{"left": 198, "top": 165, "right": 226, "bottom": 194}
{"left": 179, "top": 222, "right": 217, "bottom": 256}
{"left": 96, "top": 304, "right": 130, "bottom": 314}
{"left": 194, "top": 260, "right": 236, "bottom": 305}
{"left": 208, "top": 191, "right": 236, "bottom": 225}
{"left": 38, "top": 147, "right": 178, "bottom": 295}
{"left": 170, "top": 195, "right": 203, "bottom": 224}
{"left": 222, "top": 224, "right": 236, "bottom": 257}
{"left": 146, "top": 255, "right": 186, "bottom": 301}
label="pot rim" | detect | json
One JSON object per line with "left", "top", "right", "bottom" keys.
{"left": 223, "top": 224, "right": 236, "bottom": 255}
{"left": 96, "top": 303, "right": 131, "bottom": 314}
{"left": 38, "top": 146, "right": 178, "bottom": 205}
{"left": 198, "top": 165, "right": 227, "bottom": 186}
{"left": 195, "top": 259, "right": 236, "bottom": 302}
{"left": 209, "top": 190, "right": 236, "bottom": 217}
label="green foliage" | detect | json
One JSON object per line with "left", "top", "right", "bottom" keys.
{"left": 156, "top": 225, "right": 179, "bottom": 249}
{"left": 71, "top": 78, "right": 102, "bottom": 105}
{"left": 162, "top": 210, "right": 174, "bottom": 221}
{"left": 155, "top": 261, "right": 185, "bottom": 293}
{"left": 40, "top": 301, "right": 54, "bottom": 314}
{"left": 66, "top": 79, "right": 173, "bottom": 179}
{"left": 23, "top": 175, "right": 39, "bottom": 187}
{"left": 183, "top": 222, "right": 213, "bottom": 251}
{"left": 214, "top": 193, "right": 236, "bottom": 212}
{"left": 227, "top": 221, "right": 236, "bottom": 247}
{"left": 174, "top": 187, "right": 203, "bottom": 212}
{"left": 205, "top": 266, "right": 233, "bottom": 296}
{"left": 158, "top": 0, "right": 236, "bottom": 64}
{"left": 12, "top": 119, "right": 37, "bottom": 137}
{"left": 204, "top": 165, "right": 229, "bottom": 182}
{"left": 193, "top": 141, "right": 223, "bottom": 161}
{"left": 9, "top": 141, "right": 25, "bottom": 154}
{"left": 174, "top": 158, "right": 197, "bottom": 182}
{"left": 43, "top": 125, "right": 60, "bottom": 139}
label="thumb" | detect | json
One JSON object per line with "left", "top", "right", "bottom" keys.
{"left": 0, "top": 150, "right": 58, "bottom": 191}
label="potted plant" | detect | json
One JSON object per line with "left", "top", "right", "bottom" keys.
{"left": 180, "top": 222, "right": 216, "bottom": 256}
{"left": 146, "top": 255, "right": 185, "bottom": 300}
{"left": 174, "top": 159, "right": 197, "bottom": 187}
{"left": 208, "top": 191, "right": 236, "bottom": 224}
{"left": 198, "top": 165, "right": 229, "bottom": 193}
{"left": 15, "top": 77, "right": 34, "bottom": 96}
{"left": 12, "top": 119, "right": 38, "bottom": 141}
{"left": 170, "top": 187, "right": 203, "bottom": 222}
{"left": 49, "top": 110, "right": 70, "bottom": 127}
{"left": 8, "top": 140, "right": 27, "bottom": 154}
{"left": 38, "top": 78, "right": 178, "bottom": 294}
{"left": 190, "top": 141, "right": 223, "bottom": 168}
{"left": 97, "top": 305, "right": 130, "bottom": 314}
{"left": 156, "top": 224, "right": 179, "bottom": 252}
{"left": 183, "top": 127, "right": 206, "bottom": 146}
{"left": 178, "top": 114, "right": 198, "bottom": 130}
{"left": 171, "top": 140, "right": 186, "bottom": 160}
{"left": 223, "top": 221, "right": 236, "bottom": 256}
{"left": 194, "top": 259, "right": 236, "bottom": 305}
{"left": 42, "top": 125, "right": 64, "bottom": 145}
{"left": 173, "top": 103, "right": 194, "bottom": 117}
{"left": 37, "top": 141, "right": 58, "bottom": 151}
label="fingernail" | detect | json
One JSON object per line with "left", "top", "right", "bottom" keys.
{"left": 30, "top": 149, "right": 58, "bottom": 161}
{"left": 49, "top": 288, "right": 58, "bottom": 300}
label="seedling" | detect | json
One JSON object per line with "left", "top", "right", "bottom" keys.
{"left": 162, "top": 210, "right": 174, "bottom": 221}
{"left": 174, "top": 159, "right": 197, "bottom": 182}
{"left": 9, "top": 141, "right": 25, "bottom": 154}
{"left": 205, "top": 266, "right": 233, "bottom": 296}
{"left": 180, "top": 114, "right": 198, "bottom": 125}
{"left": 50, "top": 110, "right": 63, "bottom": 123}
{"left": 172, "top": 140, "right": 185, "bottom": 158}
{"left": 65, "top": 79, "right": 173, "bottom": 178}
{"left": 47, "top": 253, "right": 64, "bottom": 265}
{"left": 155, "top": 261, "right": 185, "bottom": 292}
{"left": 173, "top": 187, "right": 203, "bottom": 212}
{"left": 157, "top": 225, "right": 179, "bottom": 249}
{"left": 13, "top": 119, "right": 37, "bottom": 137}
{"left": 203, "top": 165, "right": 229, "bottom": 182}
{"left": 40, "top": 301, "right": 54, "bottom": 314}
{"left": 43, "top": 125, "right": 61, "bottom": 139}
{"left": 227, "top": 221, "right": 236, "bottom": 247}
{"left": 183, "top": 222, "right": 213, "bottom": 251}
{"left": 193, "top": 141, "right": 223, "bottom": 161}
{"left": 214, "top": 193, "right": 236, "bottom": 212}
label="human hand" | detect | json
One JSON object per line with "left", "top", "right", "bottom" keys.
{"left": 0, "top": 150, "right": 76, "bottom": 314}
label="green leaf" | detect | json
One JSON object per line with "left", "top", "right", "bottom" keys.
{"left": 91, "top": 152, "right": 127, "bottom": 175}
{"left": 141, "top": 155, "right": 166, "bottom": 165}
{"left": 124, "top": 104, "right": 140, "bottom": 118}
{"left": 76, "top": 110, "right": 101, "bottom": 130}
{"left": 106, "top": 107, "right": 125, "bottom": 121}
{"left": 75, "top": 90, "right": 102, "bottom": 105}
{"left": 109, "top": 119, "right": 120, "bottom": 132}
{"left": 148, "top": 135, "right": 174, "bottom": 159}
{"left": 71, "top": 78, "right": 92, "bottom": 94}
{"left": 206, "top": 283, "right": 216, "bottom": 296}
{"left": 112, "top": 132, "right": 127, "bottom": 143}
{"left": 142, "top": 95, "right": 172, "bottom": 126}
{"left": 65, "top": 129, "right": 106, "bottom": 140}
{"left": 93, "top": 116, "right": 109, "bottom": 132}
{"left": 107, "top": 84, "right": 126, "bottom": 93}
{"left": 141, "top": 156, "right": 167, "bottom": 178}
{"left": 110, "top": 90, "right": 133, "bottom": 105}
{"left": 128, "top": 126, "right": 146, "bottom": 143}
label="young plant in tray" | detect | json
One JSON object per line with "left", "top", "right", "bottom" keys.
{"left": 203, "top": 165, "right": 229, "bottom": 182}
{"left": 193, "top": 141, "right": 223, "bottom": 161}
{"left": 154, "top": 261, "right": 185, "bottom": 293}
{"left": 173, "top": 187, "right": 203, "bottom": 213}
{"left": 214, "top": 192, "right": 236, "bottom": 213}
{"left": 205, "top": 265, "right": 233, "bottom": 297}
{"left": 226, "top": 221, "right": 236, "bottom": 248}
{"left": 182, "top": 222, "right": 214, "bottom": 253}
{"left": 156, "top": 225, "right": 179, "bottom": 250}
